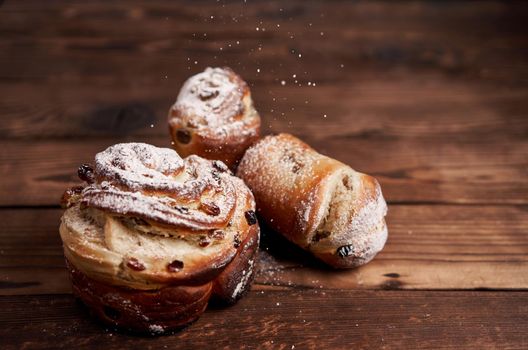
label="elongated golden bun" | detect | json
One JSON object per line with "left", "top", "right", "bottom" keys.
{"left": 237, "top": 133, "right": 387, "bottom": 268}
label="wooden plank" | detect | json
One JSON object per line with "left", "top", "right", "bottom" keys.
{"left": 1, "top": 1, "right": 527, "bottom": 205}
{"left": 0, "top": 1, "right": 526, "bottom": 86}
{"left": 1, "top": 134, "right": 526, "bottom": 205}
{"left": 1, "top": 205, "right": 526, "bottom": 295}
{"left": 1, "top": 290, "right": 527, "bottom": 349}
{"left": 1, "top": 0, "right": 527, "bottom": 140}
{"left": 257, "top": 205, "right": 528, "bottom": 291}
{"left": 1, "top": 77, "right": 527, "bottom": 141}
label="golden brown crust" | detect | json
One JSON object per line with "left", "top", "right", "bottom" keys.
{"left": 168, "top": 67, "right": 260, "bottom": 169}
{"left": 237, "top": 133, "right": 387, "bottom": 268}
{"left": 60, "top": 214, "right": 239, "bottom": 289}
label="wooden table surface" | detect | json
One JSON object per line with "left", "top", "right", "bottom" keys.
{"left": 1, "top": 1, "right": 527, "bottom": 349}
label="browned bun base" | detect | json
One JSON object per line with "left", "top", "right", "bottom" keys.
{"left": 213, "top": 223, "right": 260, "bottom": 304}
{"left": 60, "top": 143, "right": 261, "bottom": 334}
{"left": 168, "top": 127, "right": 260, "bottom": 170}
{"left": 67, "top": 259, "right": 211, "bottom": 335}
{"left": 65, "top": 220, "right": 260, "bottom": 334}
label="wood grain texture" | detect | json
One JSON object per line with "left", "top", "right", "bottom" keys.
{"left": 1, "top": 0, "right": 527, "bottom": 140}
{"left": 1, "top": 290, "right": 527, "bottom": 349}
{"left": 1, "top": 0, "right": 527, "bottom": 347}
{"left": 1, "top": 135, "right": 527, "bottom": 206}
{"left": 1, "top": 205, "right": 526, "bottom": 295}
{"left": 1, "top": 1, "right": 527, "bottom": 205}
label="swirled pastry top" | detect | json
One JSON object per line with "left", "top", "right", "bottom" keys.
{"left": 169, "top": 67, "right": 259, "bottom": 141}
{"left": 82, "top": 142, "right": 237, "bottom": 231}
{"left": 60, "top": 143, "right": 257, "bottom": 289}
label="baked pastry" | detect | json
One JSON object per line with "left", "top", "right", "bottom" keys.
{"left": 59, "top": 143, "right": 259, "bottom": 334}
{"left": 168, "top": 67, "right": 260, "bottom": 170}
{"left": 237, "top": 133, "right": 387, "bottom": 268}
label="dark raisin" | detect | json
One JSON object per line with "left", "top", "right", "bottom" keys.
{"left": 210, "top": 230, "right": 225, "bottom": 240}
{"left": 175, "top": 206, "right": 189, "bottom": 214}
{"left": 211, "top": 170, "right": 221, "bottom": 182}
{"left": 244, "top": 210, "right": 257, "bottom": 226}
{"left": 282, "top": 151, "right": 296, "bottom": 163}
{"left": 342, "top": 176, "right": 352, "bottom": 190}
{"left": 198, "top": 89, "right": 219, "bottom": 101}
{"left": 212, "top": 160, "right": 228, "bottom": 173}
{"left": 126, "top": 258, "right": 146, "bottom": 271}
{"left": 131, "top": 217, "right": 150, "bottom": 226}
{"left": 176, "top": 128, "right": 192, "bottom": 144}
{"left": 103, "top": 306, "right": 120, "bottom": 320}
{"left": 199, "top": 236, "right": 211, "bottom": 247}
{"left": 200, "top": 202, "right": 220, "bottom": 216}
{"left": 78, "top": 164, "right": 95, "bottom": 183}
{"left": 313, "top": 231, "right": 331, "bottom": 242}
{"left": 112, "top": 160, "right": 126, "bottom": 170}
{"left": 337, "top": 245, "right": 354, "bottom": 258}
{"left": 292, "top": 163, "right": 302, "bottom": 173}
{"left": 167, "top": 260, "right": 184, "bottom": 272}
{"left": 233, "top": 234, "right": 241, "bottom": 248}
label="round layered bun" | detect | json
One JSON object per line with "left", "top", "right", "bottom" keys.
{"left": 59, "top": 143, "right": 259, "bottom": 334}
{"left": 168, "top": 67, "right": 260, "bottom": 169}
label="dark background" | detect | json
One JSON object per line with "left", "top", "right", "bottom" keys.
{"left": 1, "top": 1, "right": 527, "bottom": 348}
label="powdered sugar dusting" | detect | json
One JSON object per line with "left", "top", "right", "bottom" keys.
{"left": 83, "top": 143, "right": 237, "bottom": 230}
{"left": 95, "top": 143, "right": 185, "bottom": 192}
{"left": 148, "top": 324, "right": 165, "bottom": 335}
{"left": 169, "top": 67, "right": 260, "bottom": 141}
{"left": 176, "top": 67, "right": 244, "bottom": 126}
{"left": 232, "top": 258, "right": 254, "bottom": 299}
{"left": 237, "top": 133, "right": 322, "bottom": 235}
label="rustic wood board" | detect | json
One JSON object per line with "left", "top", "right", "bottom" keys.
{"left": 2, "top": 1, "right": 527, "bottom": 137}
{"left": 1, "top": 291, "right": 527, "bottom": 350}
{"left": 1, "top": 1, "right": 527, "bottom": 206}
{"left": 1, "top": 0, "right": 527, "bottom": 348}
